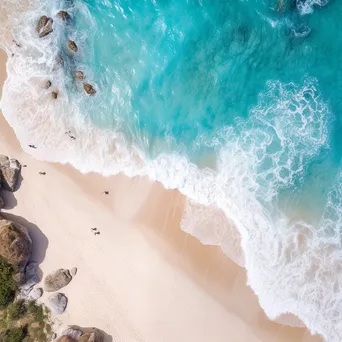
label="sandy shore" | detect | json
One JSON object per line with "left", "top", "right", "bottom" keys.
{"left": 0, "top": 48, "right": 323, "bottom": 342}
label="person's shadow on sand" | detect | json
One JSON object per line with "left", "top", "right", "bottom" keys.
{"left": 0, "top": 212, "right": 49, "bottom": 281}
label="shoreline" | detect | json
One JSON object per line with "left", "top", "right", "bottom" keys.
{"left": 0, "top": 45, "right": 323, "bottom": 342}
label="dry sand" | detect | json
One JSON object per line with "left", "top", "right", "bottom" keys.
{"left": 0, "top": 48, "right": 323, "bottom": 342}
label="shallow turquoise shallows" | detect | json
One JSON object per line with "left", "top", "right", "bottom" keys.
{"left": 65, "top": 0, "right": 341, "bottom": 221}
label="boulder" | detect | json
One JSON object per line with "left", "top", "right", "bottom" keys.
{"left": 36, "top": 16, "right": 54, "bottom": 38}
{"left": 26, "top": 287, "right": 43, "bottom": 301}
{"left": 56, "top": 10, "right": 71, "bottom": 22}
{"left": 20, "top": 273, "right": 39, "bottom": 292}
{"left": 45, "top": 80, "right": 52, "bottom": 89}
{"left": 52, "top": 91, "right": 58, "bottom": 99}
{"left": 70, "top": 267, "right": 77, "bottom": 276}
{"left": 78, "top": 331, "right": 104, "bottom": 342}
{"left": 20, "top": 262, "right": 39, "bottom": 292}
{"left": 68, "top": 40, "right": 78, "bottom": 52}
{"left": 0, "top": 155, "right": 21, "bottom": 191}
{"left": 75, "top": 71, "right": 84, "bottom": 80}
{"left": 61, "top": 328, "right": 82, "bottom": 340}
{"left": 83, "top": 83, "right": 96, "bottom": 95}
{"left": 44, "top": 269, "right": 72, "bottom": 292}
{"left": 25, "top": 262, "right": 39, "bottom": 280}
{"left": 0, "top": 218, "right": 32, "bottom": 273}
{"left": 47, "top": 292, "right": 67, "bottom": 314}
{"left": 57, "top": 336, "right": 75, "bottom": 342}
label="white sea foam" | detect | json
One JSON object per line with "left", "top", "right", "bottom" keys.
{"left": 297, "top": 0, "right": 330, "bottom": 15}
{"left": 1, "top": 2, "right": 341, "bottom": 341}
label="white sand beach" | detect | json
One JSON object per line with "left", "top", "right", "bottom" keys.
{"left": 0, "top": 44, "right": 324, "bottom": 342}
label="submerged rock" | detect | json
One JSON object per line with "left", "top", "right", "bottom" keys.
{"left": 83, "top": 83, "right": 96, "bottom": 95}
{"left": 0, "top": 155, "right": 21, "bottom": 191}
{"left": 52, "top": 91, "right": 58, "bottom": 99}
{"left": 68, "top": 40, "right": 78, "bottom": 52}
{"left": 44, "top": 268, "right": 72, "bottom": 292}
{"left": 53, "top": 55, "right": 64, "bottom": 71}
{"left": 47, "top": 292, "right": 68, "bottom": 314}
{"left": 75, "top": 71, "right": 84, "bottom": 80}
{"left": 0, "top": 218, "right": 32, "bottom": 274}
{"left": 57, "top": 10, "right": 71, "bottom": 22}
{"left": 36, "top": 15, "right": 54, "bottom": 38}
{"left": 56, "top": 55, "right": 63, "bottom": 66}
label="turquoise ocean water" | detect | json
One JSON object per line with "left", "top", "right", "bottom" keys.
{"left": 1, "top": 0, "right": 342, "bottom": 340}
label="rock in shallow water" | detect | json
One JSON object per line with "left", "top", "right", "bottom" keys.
{"left": 75, "top": 71, "right": 84, "bottom": 80}
{"left": 47, "top": 292, "right": 67, "bottom": 314}
{"left": 57, "top": 10, "right": 71, "bottom": 22}
{"left": 68, "top": 40, "right": 78, "bottom": 52}
{"left": 36, "top": 15, "right": 54, "bottom": 38}
{"left": 83, "top": 83, "right": 96, "bottom": 95}
{"left": 44, "top": 268, "right": 72, "bottom": 292}
{"left": 0, "top": 155, "right": 21, "bottom": 191}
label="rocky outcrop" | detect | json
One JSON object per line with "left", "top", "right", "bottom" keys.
{"left": 47, "top": 292, "right": 68, "bottom": 314}
{"left": 0, "top": 218, "right": 32, "bottom": 274}
{"left": 57, "top": 10, "right": 71, "bottom": 22}
{"left": 83, "top": 83, "right": 96, "bottom": 95}
{"left": 0, "top": 155, "right": 21, "bottom": 191}
{"left": 36, "top": 15, "right": 54, "bottom": 38}
{"left": 20, "top": 262, "right": 39, "bottom": 290}
{"left": 68, "top": 40, "right": 78, "bottom": 52}
{"left": 75, "top": 71, "right": 84, "bottom": 80}
{"left": 17, "top": 262, "right": 43, "bottom": 300}
{"left": 44, "top": 268, "right": 72, "bottom": 292}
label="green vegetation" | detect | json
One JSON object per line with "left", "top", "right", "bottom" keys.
{"left": 7, "top": 300, "right": 27, "bottom": 320}
{"left": 0, "top": 257, "right": 53, "bottom": 341}
{"left": 0, "top": 259, "right": 17, "bottom": 308}
{"left": 0, "top": 326, "right": 27, "bottom": 342}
